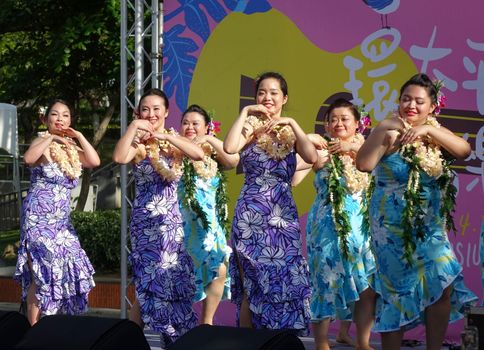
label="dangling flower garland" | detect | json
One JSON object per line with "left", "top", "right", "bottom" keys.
{"left": 181, "top": 142, "right": 231, "bottom": 238}
{"left": 246, "top": 115, "right": 296, "bottom": 160}
{"left": 41, "top": 132, "right": 82, "bottom": 179}
{"left": 397, "top": 114, "right": 457, "bottom": 263}
{"left": 145, "top": 128, "right": 184, "bottom": 181}
{"left": 325, "top": 134, "right": 371, "bottom": 259}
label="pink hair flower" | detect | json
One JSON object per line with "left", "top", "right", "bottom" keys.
{"left": 208, "top": 120, "right": 221, "bottom": 135}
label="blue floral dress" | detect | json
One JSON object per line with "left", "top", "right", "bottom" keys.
{"left": 306, "top": 167, "right": 375, "bottom": 322}
{"left": 178, "top": 171, "right": 231, "bottom": 302}
{"left": 370, "top": 153, "right": 477, "bottom": 332}
{"left": 229, "top": 142, "right": 311, "bottom": 335}
{"left": 14, "top": 163, "right": 95, "bottom": 315}
{"left": 130, "top": 157, "right": 197, "bottom": 345}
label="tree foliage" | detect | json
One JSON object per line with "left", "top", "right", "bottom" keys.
{"left": 0, "top": 0, "right": 122, "bottom": 210}
{"left": 0, "top": 0, "right": 120, "bottom": 139}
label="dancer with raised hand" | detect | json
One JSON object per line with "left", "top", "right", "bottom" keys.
{"left": 15, "top": 99, "right": 99, "bottom": 325}
{"left": 356, "top": 73, "right": 477, "bottom": 350}
{"left": 224, "top": 72, "right": 317, "bottom": 334}
{"left": 178, "top": 104, "right": 238, "bottom": 325}
{"left": 113, "top": 88, "right": 204, "bottom": 346}
{"left": 292, "top": 99, "right": 376, "bottom": 350}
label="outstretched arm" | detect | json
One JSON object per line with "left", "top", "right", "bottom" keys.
{"left": 356, "top": 118, "right": 400, "bottom": 172}
{"left": 194, "top": 135, "right": 239, "bottom": 169}
{"left": 61, "top": 128, "right": 100, "bottom": 168}
{"left": 400, "top": 124, "right": 471, "bottom": 159}
{"left": 156, "top": 132, "right": 204, "bottom": 161}
{"left": 223, "top": 105, "right": 270, "bottom": 154}
{"left": 112, "top": 120, "right": 153, "bottom": 164}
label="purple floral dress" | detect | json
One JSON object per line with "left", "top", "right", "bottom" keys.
{"left": 14, "top": 163, "right": 95, "bottom": 315}
{"left": 130, "top": 157, "right": 197, "bottom": 345}
{"left": 229, "top": 142, "right": 311, "bottom": 335}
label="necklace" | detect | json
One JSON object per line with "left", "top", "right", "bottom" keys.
{"left": 145, "top": 129, "right": 183, "bottom": 181}
{"left": 246, "top": 115, "right": 296, "bottom": 160}
{"left": 44, "top": 132, "right": 82, "bottom": 179}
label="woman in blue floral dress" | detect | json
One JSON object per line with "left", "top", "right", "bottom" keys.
{"left": 178, "top": 104, "right": 238, "bottom": 324}
{"left": 15, "top": 99, "right": 100, "bottom": 325}
{"left": 223, "top": 72, "right": 317, "bottom": 334}
{"left": 357, "top": 74, "right": 477, "bottom": 350}
{"left": 293, "top": 99, "right": 376, "bottom": 350}
{"left": 112, "top": 89, "right": 204, "bottom": 345}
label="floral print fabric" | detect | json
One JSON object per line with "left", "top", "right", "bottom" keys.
{"left": 229, "top": 142, "right": 311, "bottom": 335}
{"left": 178, "top": 174, "right": 231, "bottom": 302}
{"left": 14, "top": 163, "right": 95, "bottom": 315}
{"left": 370, "top": 153, "right": 477, "bottom": 332}
{"left": 130, "top": 158, "right": 197, "bottom": 345}
{"left": 306, "top": 167, "right": 375, "bottom": 322}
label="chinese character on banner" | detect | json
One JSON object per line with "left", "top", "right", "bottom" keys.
{"left": 463, "top": 39, "right": 484, "bottom": 115}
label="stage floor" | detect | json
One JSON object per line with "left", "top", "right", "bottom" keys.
{"left": 144, "top": 330, "right": 445, "bottom": 350}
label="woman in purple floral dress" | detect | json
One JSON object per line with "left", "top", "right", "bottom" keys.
{"left": 15, "top": 99, "right": 100, "bottom": 325}
{"left": 112, "top": 89, "right": 204, "bottom": 346}
{"left": 223, "top": 72, "right": 317, "bottom": 335}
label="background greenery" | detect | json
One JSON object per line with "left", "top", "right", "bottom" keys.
{"left": 0, "top": 0, "right": 126, "bottom": 210}
{"left": 0, "top": 210, "right": 123, "bottom": 272}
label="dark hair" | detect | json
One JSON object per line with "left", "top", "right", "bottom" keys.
{"left": 44, "top": 99, "right": 74, "bottom": 119}
{"left": 254, "top": 72, "right": 288, "bottom": 97}
{"left": 138, "top": 88, "right": 169, "bottom": 109}
{"left": 324, "top": 98, "right": 360, "bottom": 122}
{"left": 182, "top": 104, "right": 211, "bottom": 125}
{"left": 399, "top": 73, "right": 438, "bottom": 104}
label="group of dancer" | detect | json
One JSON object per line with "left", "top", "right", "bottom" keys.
{"left": 14, "top": 71, "right": 478, "bottom": 349}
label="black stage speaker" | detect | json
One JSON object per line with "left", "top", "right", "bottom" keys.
{"left": 462, "top": 306, "right": 484, "bottom": 350}
{"left": 14, "top": 315, "right": 150, "bottom": 350}
{"left": 0, "top": 310, "right": 31, "bottom": 350}
{"left": 168, "top": 324, "right": 305, "bottom": 350}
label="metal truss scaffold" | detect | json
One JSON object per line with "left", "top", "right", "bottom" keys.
{"left": 119, "top": 0, "right": 164, "bottom": 318}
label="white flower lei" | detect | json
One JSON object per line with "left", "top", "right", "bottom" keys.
{"left": 40, "top": 131, "right": 82, "bottom": 179}
{"left": 398, "top": 115, "right": 444, "bottom": 178}
{"left": 246, "top": 115, "right": 296, "bottom": 160}
{"left": 145, "top": 128, "right": 184, "bottom": 181}
{"left": 191, "top": 142, "right": 219, "bottom": 180}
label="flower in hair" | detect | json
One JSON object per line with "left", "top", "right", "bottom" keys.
{"left": 433, "top": 80, "right": 446, "bottom": 116}
{"left": 356, "top": 105, "right": 371, "bottom": 133}
{"left": 208, "top": 120, "right": 221, "bottom": 135}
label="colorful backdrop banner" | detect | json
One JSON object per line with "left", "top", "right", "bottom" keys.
{"left": 162, "top": 0, "right": 484, "bottom": 342}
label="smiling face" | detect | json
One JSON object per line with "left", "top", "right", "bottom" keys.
{"left": 44, "top": 102, "right": 72, "bottom": 133}
{"left": 399, "top": 84, "right": 436, "bottom": 126}
{"left": 181, "top": 112, "right": 209, "bottom": 140}
{"left": 138, "top": 94, "right": 169, "bottom": 131}
{"left": 326, "top": 107, "right": 358, "bottom": 141}
{"left": 255, "top": 77, "right": 288, "bottom": 117}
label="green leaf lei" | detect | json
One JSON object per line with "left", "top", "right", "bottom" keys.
{"left": 360, "top": 176, "right": 375, "bottom": 241}
{"left": 398, "top": 146, "right": 457, "bottom": 264}
{"left": 181, "top": 155, "right": 230, "bottom": 239}
{"left": 326, "top": 153, "right": 352, "bottom": 259}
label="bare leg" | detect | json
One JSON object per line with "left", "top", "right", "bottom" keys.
{"left": 26, "top": 256, "right": 40, "bottom": 325}
{"left": 425, "top": 286, "right": 452, "bottom": 350}
{"left": 354, "top": 288, "right": 376, "bottom": 350}
{"left": 129, "top": 298, "right": 144, "bottom": 328}
{"left": 336, "top": 320, "right": 356, "bottom": 346}
{"left": 313, "top": 319, "right": 331, "bottom": 350}
{"left": 239, "top": 294, "right": 253, "bottom": 328}
{"left": 381, "top": 329, "right": 404, "bottom": 350}
{"left": 201, "top": 263, "right": 227, "bottom": 325}
{"left": 26, "top": 280, "right": 40, "bottom": 325}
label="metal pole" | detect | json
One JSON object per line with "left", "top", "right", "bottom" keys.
{"left": 119, "top": 0, "right": 129, "bottom": 319}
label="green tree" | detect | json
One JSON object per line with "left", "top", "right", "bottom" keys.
{"left": 0, "top": 0, "right": 122, "bottom": 210}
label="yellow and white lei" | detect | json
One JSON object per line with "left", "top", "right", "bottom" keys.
{"left": 40, "top": 131, "right": 82, "bottom": 179}
{"left": 191, "top": 142, "right": 218, "bottom": 180}
{"left": 145, "top": 128, "right": 184, "bottom": 181}
{"left": 246, "top": 115, "right": 296, "bottom": 160}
